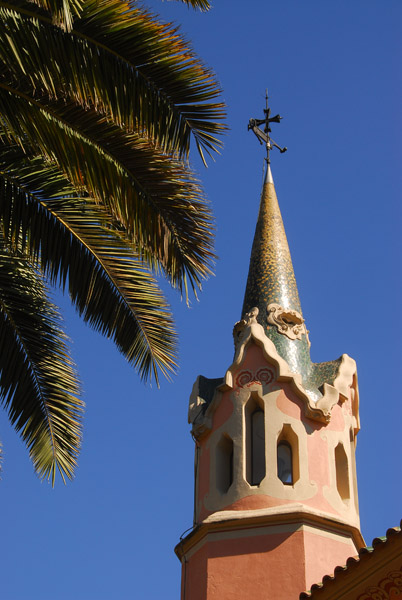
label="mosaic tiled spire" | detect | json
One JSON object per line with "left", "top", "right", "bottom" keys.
{"left": 241, "top": 164, "right": 312, "bottom": 376}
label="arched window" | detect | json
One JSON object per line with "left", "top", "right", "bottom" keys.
{"left": 349, "top": 428, "right": 358, "bottom": 511}
{"left": 277, "top": 441, "right": 293, "bottom": 484}
{"left": 245, "top": 398, "right": 266, "bottom": 486}
{"left": 335, "top": 442, "right": 350, "bottom": 501}
{"left": 216, "top": 435, "right": 234, "bottom": 493}
{"left": 251, "top": 409, "right": 265, "bottom": 485}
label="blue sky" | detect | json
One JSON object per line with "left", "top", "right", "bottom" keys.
{"left": 1, "top": 1, "right": 400, "bottom": 598}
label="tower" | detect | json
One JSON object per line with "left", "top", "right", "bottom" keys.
{"left": 175, "top": 97, "right": 364, "bottom": 600}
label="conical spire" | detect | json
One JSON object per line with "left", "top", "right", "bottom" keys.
{"left": 243, "top": 99, "right": 311, "bottom": 376}
{"left": 242, "top": 164, "right": 303, "bottom": 316}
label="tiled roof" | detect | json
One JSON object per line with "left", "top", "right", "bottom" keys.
{"left": 299, "top": 520, "right": 402, "bottom": 599}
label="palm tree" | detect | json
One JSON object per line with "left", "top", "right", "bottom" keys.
{"left": 0, "top": 0, "right": 225, "bottom": 483}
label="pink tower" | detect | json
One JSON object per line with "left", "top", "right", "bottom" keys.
{"left": 175, "top": 98, "right": 364, "bottom": 600}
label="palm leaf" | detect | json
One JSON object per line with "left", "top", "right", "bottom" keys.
{"left": 0, "top": 239, "right": 83, "bottom": 484}
{"left": 28, "top": 0, "right": 83, "bottom": 30}
{"left": 0, "top": 0, "right": 222, "bottom": 482}
{"left": 175, "top": 0, "right": 211, "bottom": 10}
{"left": 0, "top": 144, "right": 178, "bottom": 382}
{"left": 0, "top": 0, "right": 226, "bottom": 160}
{"left": 0, "top": 88, "right": 215, "bottom": 296}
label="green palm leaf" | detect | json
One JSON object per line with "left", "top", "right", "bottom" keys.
{"left": 0, "top": 88, "right": 215, "bottom": 296}
{"left": 29, "top": 0, "right": 83, "bottom": 30}
{"left": 29, "top": 0, "right": 210, "bottom": 29}
{"left": 0, "top": 144, "right": 178, "bottom": 382}
{"left": 0, "top": 240, "right": 82, "bottom": 484}
{"left": 0, "top": 0, "right": 226, "bottom": 161}
{"left": 0, "top": 0, "right": 225, "bottom": 482}
{"left": 175, "top": 0, "right": 211, "bottom": 10}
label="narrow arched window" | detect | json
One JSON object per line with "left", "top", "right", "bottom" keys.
{"left": 251, "top": 409, "right": 265, "bottom": 485}
{"left": 277, "top": 441, "right": 293, "bottom": 484}
{"left": 216, "top": 435, "right": 234, "bottom": 493}
{"left": 245, "top": 399, "right": 265, "bottom": 486}
{"left": 335, "top": 442, "right": 350, "bottom": 501}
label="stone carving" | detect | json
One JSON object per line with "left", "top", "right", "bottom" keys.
{"left": 267, "top": 303, "right": 311, "bottom": 347}
{"left": 233, "top": 307, "right": 260, "bottom": 349}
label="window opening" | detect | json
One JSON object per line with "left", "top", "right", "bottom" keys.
{"left": 277, "top": 441, "right": 293, "bottom": 484}
{"left": 349, "top": 428, "right": 358, "bottom": 511}
{"left": 216, "top": 435, "right": 234, "bottom": 494}
{"left": 335, "top": 442, "right": 350, "bottom": 501}
{"left": 245, "top": 398, "right": 266, "bottom": 486}
{"left": 251, "top": 409, "right": 265, "bottom": 485}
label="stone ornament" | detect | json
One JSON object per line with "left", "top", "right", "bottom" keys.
{"left": 233, "top": 307, "right": 259, "bottom": 350}
{"left": 267, "top": 303, "right": 311, "bottom": 347}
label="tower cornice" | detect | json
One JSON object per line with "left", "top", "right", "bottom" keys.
{"left": 175, "top": 505, "right": 365, "bottom": 562}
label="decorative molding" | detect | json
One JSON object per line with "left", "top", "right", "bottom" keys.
{"left": 267, "top": 302, "right": 311, "bottom": 347}
{"left": 234, "top": 368, "right": 275, "bottom": 388}
{"left": 235, "top": 370, "right": 254, "bottom": 387}
{"left": 188, "top": 310, "right": 359, "bottom": 435}
{"left": 225, "top": 311, "right": 357, "bottom": 424}
{"left": 256, "top": 367, "right": 275, "bottom": 386}
{"left": 175, "top": 503, "right": 364, "bottom": 561}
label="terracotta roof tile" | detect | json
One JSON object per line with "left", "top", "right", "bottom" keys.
{"left": 299, "top": 520, "right": 402, "bottom": 599}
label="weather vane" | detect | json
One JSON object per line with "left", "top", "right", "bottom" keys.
{"left": 248, "top": 90, "right": 287, "bottom": 163}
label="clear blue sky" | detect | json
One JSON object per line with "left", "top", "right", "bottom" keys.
{"left": 1, "top": 1, "right": 400, "bottom": 598}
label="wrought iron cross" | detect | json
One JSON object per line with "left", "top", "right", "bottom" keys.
{"left": 248, "top": 91, "right": 287, "bottom": 163}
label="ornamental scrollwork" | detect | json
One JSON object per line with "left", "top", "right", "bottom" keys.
{"left": 235, "top": 367, "right": 275, "bottom": 389}
{"left": 267, "top": 303, "right": 311, "bottom": 347}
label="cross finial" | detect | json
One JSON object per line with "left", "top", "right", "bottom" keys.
{"left": 248, "top": 90, "right": 287, "bottom": 163}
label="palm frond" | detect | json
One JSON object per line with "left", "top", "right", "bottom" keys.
{"left": 175, "top": 0, "right": 211, "bottom": 11}
{"left": 0, "top": 0, "right": 226, "bottom": 160}
{"left": 0, "top": 89, "right": 215, "bottom": 297}
{"left": 0, "top": 239, "right": 82, "bottom": 484}
{"left": 0, "top": 0, "right": 222, "bottom": 482}
{"left": 0, "top": 144, "right": 178, "bottom": 382}
{"left": 28, "top": 0, "right": 83, "bottom": 30}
